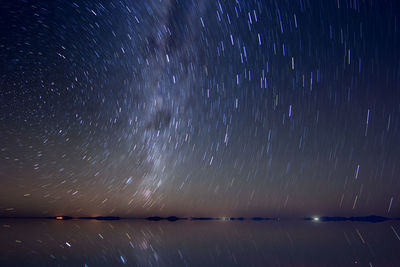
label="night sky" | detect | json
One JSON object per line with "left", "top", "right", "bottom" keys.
{"left": 1, "top": 0, "right": 399, "bottom": 218}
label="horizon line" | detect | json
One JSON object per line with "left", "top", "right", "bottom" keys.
{"left": 0, "top": 215, "right": 398, "bottom": 222}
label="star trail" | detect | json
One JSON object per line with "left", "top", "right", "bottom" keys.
{"left": 1, "top": 0, "right": 400, "bottom": 219}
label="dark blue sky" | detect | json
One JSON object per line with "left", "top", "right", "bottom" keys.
{"left": 0, "top": 0, "right": 399, "bottom": 217}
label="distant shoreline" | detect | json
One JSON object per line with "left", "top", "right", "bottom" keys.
{"left": 0, "top": 215, "right": 398, "bottom": 223}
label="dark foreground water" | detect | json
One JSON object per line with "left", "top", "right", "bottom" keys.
{"left": 1, "top": 220, "right": 400, "bottom": 266}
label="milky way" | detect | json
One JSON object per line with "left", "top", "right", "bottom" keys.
{"left": 0, "top": 0, "right": 400, "bottom": 217}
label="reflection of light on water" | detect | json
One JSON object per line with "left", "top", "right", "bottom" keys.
{"left": 3, "top": 218, "right": 400, "bottom": 265}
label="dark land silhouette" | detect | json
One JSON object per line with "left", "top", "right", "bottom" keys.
{"left": 0, "top": 215, "right": 398, "bottom": 222}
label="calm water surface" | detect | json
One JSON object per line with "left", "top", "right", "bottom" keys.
{"left": 1, "top": 220, "right": 400, "bottom": 266}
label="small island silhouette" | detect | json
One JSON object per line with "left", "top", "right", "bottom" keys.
{"left": 304, "top": 215, "right": 398, "bottom": 223}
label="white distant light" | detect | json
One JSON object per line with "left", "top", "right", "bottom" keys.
{"left": 313, "top": 217, "right": 320, "bottom": 221}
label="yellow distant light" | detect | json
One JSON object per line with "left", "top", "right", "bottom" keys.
{"left": 56, "top": 216, "right": 64, "bottom": 220}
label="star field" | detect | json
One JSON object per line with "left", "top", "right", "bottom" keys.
{"left": 0, "top": 0, "right": 400, "bottom": 218}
